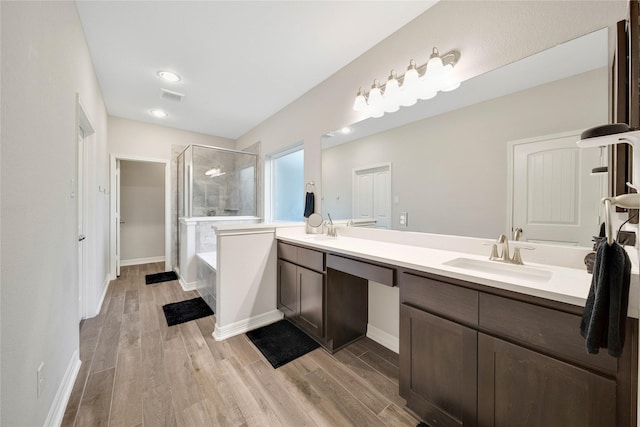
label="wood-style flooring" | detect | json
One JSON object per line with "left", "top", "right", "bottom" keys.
{"left": 61, "top": 262, "right": 419, "bottom": 427}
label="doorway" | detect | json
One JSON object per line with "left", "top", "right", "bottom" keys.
{"left": 352, "top": 163, "right": 391, "bottom": 228}
{"left": 77, "top": 100, "right": 94, "bottom": 320}
{"left": 110, "top": 155, "right": 171, "bottom": 278}
{"left": 508, "top": 130, "right": 605, "bottom": 246}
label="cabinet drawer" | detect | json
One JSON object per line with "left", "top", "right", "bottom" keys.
{"left": 277, "top": 241, "right": 325, "bottom": 272}
{"left": 297, "top": 246, "right": 325, "bottom": 272}
{"left": 327, "top": 254, "right": 395, "bottom": 286}
{"left": 400, "top": 272, "right": 478, "bottom": 326}
{"left": 479, "top": 293, "right": 617, "bottom": 375}
{"left": 278, "top": 241, "right": 298, "bottom": 263}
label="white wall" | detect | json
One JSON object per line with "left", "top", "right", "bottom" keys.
{"left": 108, "top": 116, "right": 236, "bottom": 273}
{"left": 323, "top": 68, "right": 608, "bottom": 238}
{"left": 1, "top": 2, "right": 109, "bottom": 425}
{"left": 109, "top": 115, "right": 235, "bottom": 160}
{"left": 236, "top": 1, "right": 627, "bottom": 215}
{"left": 120, "top": 160, "right": 165, "bottom": 263}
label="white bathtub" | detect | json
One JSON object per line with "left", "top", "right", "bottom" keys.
{"left": 196, "top": 252, "right": 216, "bottom": 312}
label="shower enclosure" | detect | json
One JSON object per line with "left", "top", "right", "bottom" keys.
{"left": 176, "top": 145, "right": 259, "bottom": 302}
{"left": 177, "top": 144, "right": 257, "bottom": 218}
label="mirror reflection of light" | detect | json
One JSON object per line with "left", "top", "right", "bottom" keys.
{"left": 205, "top": 168, "right": 226, "bottom": 178}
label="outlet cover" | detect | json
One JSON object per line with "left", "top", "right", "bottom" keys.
{"left": 399, "top": 212, "right": 408, "bottom": 227}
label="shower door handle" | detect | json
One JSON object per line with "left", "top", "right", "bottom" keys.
{"left": 78, "top": 235, "right": 86, "bottom": 242}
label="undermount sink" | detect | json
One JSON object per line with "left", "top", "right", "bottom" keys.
{"left": 443, "top": 257, "right": 552, "bottom": 283}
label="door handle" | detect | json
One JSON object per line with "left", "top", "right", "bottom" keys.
{"left": 120, "top": 221, "right": 126, "bottom": 224}
{"left": 78, "top": 235, "right": 86, "bottom": 242}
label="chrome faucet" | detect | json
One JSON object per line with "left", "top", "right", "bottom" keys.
{"left": 326, "top": 213, "right": 338, "bottom": 237}
{"left": 488, "top": 234, "right": 533, "bottom": 265}
{"left": 513, "top": 227, "right": 523, "bottom": 241}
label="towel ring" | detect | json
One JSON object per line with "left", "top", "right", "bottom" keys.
{"left": 306, "top": 181, "right": 315, "bottom": 192}
{"left": 602, "top": 193, "right": 640, "bottom": 245}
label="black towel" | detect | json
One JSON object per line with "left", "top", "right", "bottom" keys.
{"left": 303, "top": 192, "right": 315, "bottom": 218}
{"left": 580, "top": 239, "right": 631, "bottom": 357}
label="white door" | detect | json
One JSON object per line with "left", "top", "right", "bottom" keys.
{"left": 511, "top": 132, "right": 604, "bottom": 246}
{"left": 115, "top": 159, "right": 121, "bottom": 276}
{"left": 77, "top": 129, "right": 86, "bottom": 319}
{"left": 353, "top": 164, "right": 391, "bottom": 228}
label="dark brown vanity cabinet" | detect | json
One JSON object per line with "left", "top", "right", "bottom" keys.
{"left": 277, "top": 241, "right": 383, "bottom": 352}
{"left": 277, "top": 242, "right": 325, "bottom": 339}
{"left": 400, "top": 271, "right": 637, "bottom": 427}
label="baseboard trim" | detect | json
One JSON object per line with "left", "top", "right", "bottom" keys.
{"left": 176, "top": 272, "right": 197, "bottom": 292}
{"left": 213, "top": 310, "right": 284, "bottom": 341}
{"left": 44, "top": 350, "right": 81, "bottom": 427}
{"left": 92, "top": 274, "right": 111, "bottom": 318}
{"left": 120, "top": 256, "right": 165, "bottom": 267}
{"left": 367, "top": 324, "right": 399, "bottom": 353}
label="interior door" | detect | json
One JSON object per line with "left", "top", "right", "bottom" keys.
{"left": 511, "top": 132, "right": 604, "bottom": 246}
{"left": 77, "top": 129, "right": 86, "bottom": 319}
{"left": 115, "top": 159, "right": 121, "bottom": 276}
{"left": 353, "top": 164, "right": 391, "bottom": 228}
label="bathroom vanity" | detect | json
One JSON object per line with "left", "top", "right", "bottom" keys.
{"left": 276, "top": 227, "right": 639, "bottom": 427}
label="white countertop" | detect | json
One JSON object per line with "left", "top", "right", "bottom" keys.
{"left": 276, "top": 227, "right": 640, "bottom": 318}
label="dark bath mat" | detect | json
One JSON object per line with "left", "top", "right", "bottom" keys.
{"left": 162, "top": 297, "right": 214, "bottom": 326}
{"left": 145, "top": 271, "right": 178, "bottom": 285}
{"left": 246, "top": 319, "right": 320, "bottom": 369}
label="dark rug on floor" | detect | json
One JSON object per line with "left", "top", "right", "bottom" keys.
{"left": 145, "top": 271, "right": 178, "bottom": 285}
{"left": 417, "top": 423, "right": 429, "bottom": 427}
{"left": 246, "top": 319, "right": 320, "bottom": 369}
{"left": 162, "top": 297, "right": 214, "bottom": 326}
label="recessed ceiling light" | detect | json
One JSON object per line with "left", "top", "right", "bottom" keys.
{"left": 340, "top": 127, "right": 352, "bottom": 135}
{"left": 157, "top": 70, "right": 181, "bottom": 83}
{"left": 150, "top": 109, "right": 168, "bottom": 118}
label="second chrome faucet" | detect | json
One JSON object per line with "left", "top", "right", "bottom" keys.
{"left": 489, "top": 234, "right": 533, "bottom": 265}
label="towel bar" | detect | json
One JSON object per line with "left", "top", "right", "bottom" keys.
{"left": 602, "top": 194, "right": 640, "bottom": 245}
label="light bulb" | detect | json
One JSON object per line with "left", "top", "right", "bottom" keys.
{"left": 400, "top": 60, "right": 419, "bottom": 107}
{"left": 150, "top": 109, "right": 168, "bottom": 118}
{"left": 353, "top": 87, "right": 368, "bottom": 112}
{"left": 383, "top": 70, "right": 401, "bottom": 113}
{"left": 440, "top": 63, "right": 460, "bottom": 92}
{"left": 157, "top": 71, "right": 181, "bottom": 82}
{"left": 368, "top": 80, "right": 384, "bottom": 118}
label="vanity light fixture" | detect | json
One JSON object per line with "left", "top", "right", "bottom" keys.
{"left": 157, "top": 70, "right": 181, "bottom": 83}
{"left": 150, "top": 109, "right": 168, "bottom": 118}
{"left": 353, "top": 47, "right": 460, "bottom": 118}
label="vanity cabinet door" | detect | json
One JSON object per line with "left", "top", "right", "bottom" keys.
{"left": 277, "top": 260, "right": 298, "bottom": 318}
{"left": 400, "top": 303, "right": 478, "bottom": 427}
{"left": 478, "top": 333, "right": 617, "bottom": 427}
{"left": 298, "top": 266, "right": 324, "bottom": 338}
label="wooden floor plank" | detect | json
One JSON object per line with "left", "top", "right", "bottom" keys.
{"left": 305, "top": 368, "right": 385, "bottom": 427}
{"left": 307, "top": 348, "right": 390, "bottom": 414}
{"left": 110, "top": 345, "right": 143, "bottom": 427}
{"left": 64, "top": 262, "right": 417, "bottom": 427}
{"left": 75, "top": 367, "right": 115, "bottom": 427}
{"left": 243, "top": 359, "right": 317, "bottom": 426}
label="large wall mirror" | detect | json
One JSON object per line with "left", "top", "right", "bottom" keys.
{"left": 321, "top": 28, "right": 609, "bottom": 247}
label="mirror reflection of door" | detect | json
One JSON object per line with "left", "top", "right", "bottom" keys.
{"left": 352, "top": 164, "right": 391, "bottom": 228}
{"left": 510, "top": 131, "right": 605, "bottom": 246}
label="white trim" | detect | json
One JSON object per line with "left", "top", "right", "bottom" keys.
{"left": 120, "top": 256, "right": 165, "bottom": 267}
{"left": 366, "top": 324, "right": 399, "bottom": 354}
{"left": 110, "top": 154, "right": 171, "bottom": 279}
{"left": 176, "top": 272, "right": 197, "bottom": 291}
{"left": 43, "top": 350, "right": 81, "bottom": 427}
{"left": 213, "top": 310, "right": 284, "bottom": 341}
{"left": 91, "top": 275, "right": 111, "bottom": 318}
{"left": 265, "top": 142, "right": 304, "bottom": 223}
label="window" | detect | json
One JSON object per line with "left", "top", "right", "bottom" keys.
{"left": 268, "top": 146, "right": 304, "bottom": 222}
